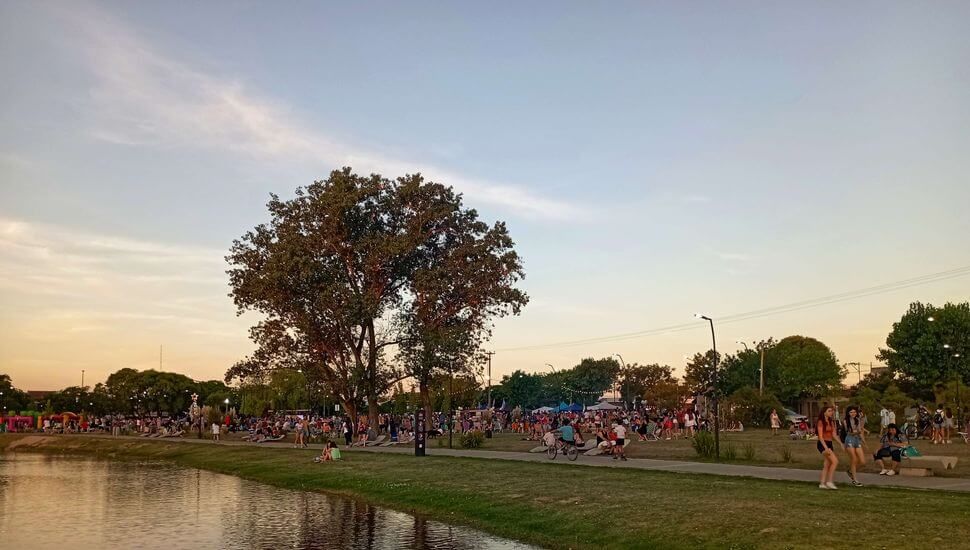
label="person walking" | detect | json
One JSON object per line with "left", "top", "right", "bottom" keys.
{"left": 879, "top": 406, "right": 891, "bottom": 436}
{"left": 769, "top": 409, "right": 781, "bottom": 436}
{"left": 943, "top": 407, "right": 954, "bottom": 444}
{"left": 816, "top": 406, "right": 844, "bottom": 490}
{"left": 843, "top": 406, "right": 866, "bottom": 486}
{"left": 612, "top": 421, "right": 627, "bottom": 461}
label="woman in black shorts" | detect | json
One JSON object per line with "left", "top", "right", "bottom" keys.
{"left": 816, "top": 406, "right": 845, "bottom": 490}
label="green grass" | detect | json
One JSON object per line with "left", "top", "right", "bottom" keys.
{"left": 3, "top": 434, "right": 969, "bottom": 550}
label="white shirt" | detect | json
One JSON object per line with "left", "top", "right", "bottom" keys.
{"left": 614, "top": 425, "right": 627, "bottom": 439}
{"left": 211, "top": 423, "right": 220, "bottom": 435}
{"left": 879, "top": 408, "right": 891, "bottom": 425}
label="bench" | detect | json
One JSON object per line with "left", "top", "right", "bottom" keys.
{"left": 899, "top": 455, "right": 958, "bottom": 477}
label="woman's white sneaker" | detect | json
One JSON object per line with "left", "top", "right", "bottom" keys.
{"left": 879, "top": 469, "right": 888, "bottom": 475}
{"left": 886, "top": 470, "right": 896, "bottom": 476}
{"left": 819, "top": 483, "right": 830, "bottom": 490}
{"left": 825, "top": 482, "right": 838, "bottom": 489}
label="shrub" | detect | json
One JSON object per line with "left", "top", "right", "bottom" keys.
{"left": 779, "top": 446, "right": 793, "bottom": 463}
{"left": 742, "top": 443, "right": 756, "bottom": 461}
{"left": 691, "top": 430, "right": 716, "bottom": 459}
{"left": 460, "top": 430, "right": 485, "bottom": 449}
{"left": 724, "top": 444, "right": 737, "bottom": 461}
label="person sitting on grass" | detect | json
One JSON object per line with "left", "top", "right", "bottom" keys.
{"left": 873, "top": 423, "right": 908, "bottom": 476}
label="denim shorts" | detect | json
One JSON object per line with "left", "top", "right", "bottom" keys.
{"left": 844, "top": 435, "right": 862, "bottom": 448}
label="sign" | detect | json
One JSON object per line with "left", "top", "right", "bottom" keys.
{"left": 415, "top": 409, "right": 426, "bottom": 457}
{"left": 334, "top": 404, "right": 340, "bottom": 411}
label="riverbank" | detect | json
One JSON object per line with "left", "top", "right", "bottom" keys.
{"left": 3, "top": 434, "right": 969, "bottom": 549}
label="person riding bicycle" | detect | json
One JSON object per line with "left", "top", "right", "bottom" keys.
{"left": 558, "top": 418, "right": 576, "bottom": 447}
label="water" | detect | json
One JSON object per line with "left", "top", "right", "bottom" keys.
{"left": 0, "top": 453, "right": 536, "bottom": 550}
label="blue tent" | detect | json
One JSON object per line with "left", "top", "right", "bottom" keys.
{"left": 566, "top": 403, "right": 583, "bottom": 412}
{"left": 557, "top": 402, "right": 570, "bottom": 412}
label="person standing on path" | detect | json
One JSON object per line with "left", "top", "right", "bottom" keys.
{"left": 843, "top": 406, "right": 866, "bottom": 486}
{"left": 211, "top": 421, "right": 221, "bottom": 442}
{"left": 816, "top": 406, "right": 844, "bottom": 490}
{"left": 612, "top": 421, "right": 628, "bottom": 461}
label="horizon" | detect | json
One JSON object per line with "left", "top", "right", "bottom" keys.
{"left": 3, "top": 1, "right": 970, "bottom": 390}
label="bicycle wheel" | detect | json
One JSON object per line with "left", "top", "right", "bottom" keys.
{"left": 566, "top": 444, "right": 579, "bottom": 461}
{"left": 546, "top": 444, "right": 558, "bottom": 460}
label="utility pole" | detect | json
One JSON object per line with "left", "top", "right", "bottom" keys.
{"left": 81, "top": 369, "right": 85, "bottom": 389}
{"left": 159, "top": 345, "right": 163, "bottom": 371}
{"left": 759, "top": 348, "right": 765, "bottom": 396}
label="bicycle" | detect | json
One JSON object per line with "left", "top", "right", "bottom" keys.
{"left": 546, "top": 438, "right": 580, "bottom": 461}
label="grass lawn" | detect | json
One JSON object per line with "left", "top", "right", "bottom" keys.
{"left": 3, "top": 434, "right": 969, "bottom": 550}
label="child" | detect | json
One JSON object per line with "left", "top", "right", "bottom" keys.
{"left": 211, "top": 422, "right": 220, "bottom": 442}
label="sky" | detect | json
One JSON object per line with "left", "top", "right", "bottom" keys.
{"left": 2, "top": 1, "right": 969, "bottom": 391}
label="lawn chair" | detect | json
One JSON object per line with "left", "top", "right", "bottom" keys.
{"left": 958, "top": 431, "right": 969, "bottom": 444}
{"left": 643, "top": 422, "right": 660, "bottom": 441}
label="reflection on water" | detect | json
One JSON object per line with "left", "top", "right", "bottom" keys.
{"left": 0, "top": 454, "right": 536, "bottom": 550}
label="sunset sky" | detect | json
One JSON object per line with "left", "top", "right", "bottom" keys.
{"left": 2, "top": 1, "right": 969, "bottom": 391}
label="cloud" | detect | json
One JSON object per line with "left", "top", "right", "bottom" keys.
{"left": 56, "top": 5, "right": 581, "bottom": 221}
{"left": 716, "top": 252, "right": 753, "bottom": 262}
{"left": 0, "top": 217, "right": 228, "bottom": 308}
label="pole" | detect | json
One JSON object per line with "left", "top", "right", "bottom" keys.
{"left": 486, "top": 351, "right": 494, "bottom": 409}
{"left": 708, "top": 319, "right": 719, "bottom": 461}
{"left": 81, "top": 369, "right": 85, "bottom": 389}
{"left": 448, "top": 366, "right": 454, "bottom": 449}
{"left": 759, "top": 349, "right": 764, "bottom": 396}
{"left": 159, "top": 345, "right": 163, "bottom": 371}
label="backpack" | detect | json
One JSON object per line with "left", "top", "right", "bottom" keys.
{"left": 934, "top": 412, "right": 944, "bottom": 424}
{"left": 836, "top": 420, "right": 847, "bottom": 441}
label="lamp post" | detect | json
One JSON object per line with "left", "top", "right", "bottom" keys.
{"left": 695, "top": 313, "right": 719, "bottom": 461}
{"left": 954, "top": 352, "right": 963, "bottom": 430}
{"left": 223, "top": 398, "right": 230, "bottom": 416}
{"left": 614, "top": 354, "right": 627, "bottom": 409}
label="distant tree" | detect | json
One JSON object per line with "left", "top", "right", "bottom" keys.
{"left": 621, "top": 363, "right": 676, "bottom": 404}
{"left": 718, "top": 338, "right": 776, "bottom": 396}
{"left": 0, "top": 374, "right": 30, "bottom": 412}
{"left": 765, "top": 336, "right": 843, "bottom": 402}
{"left": 722, "top": 387, "right": 785, "bottom": 427}
{"left": 650, "top": 380, "right": 688, "bottom": 412}
{"left": 496, "top": 370, "right": 545, "bottom": 409}
{"left": 683, "top": 350, "right": 722, "bottom": 395}
{"left": 565, "top": 357, "right": 621, "bottom": 404}
{"left": 878, "top": 301, "right": 970, "bottom": 391}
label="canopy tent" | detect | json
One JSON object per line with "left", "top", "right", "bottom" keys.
{"left": 557, "top": 402, "right": 583, "bottom": 412}
{"left": 533, "top": 406, "right": 555, "bottom": 413}
{"left": 588, "top": 401, "right": 619, "bottom": 411}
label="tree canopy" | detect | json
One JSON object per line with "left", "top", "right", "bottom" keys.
{"left": 225, "top": 167, "right": 527, "bottom": 427}
{"left": 878, "top": 301, "right": 970, "bottom": 390}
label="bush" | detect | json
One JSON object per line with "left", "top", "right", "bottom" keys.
{"left": 460, "top": 430, "right": 485, "bottom": 449}
{"left": 742, "top": 443, "right": 756, "bottom": 461}
{"left": 691, "top": 430, "right": 716, "bottom": 459}
{"left": 724, "top": 444, "right": 737, "bottom": 461}
{"left": 779, "top": 446, "right": 793, "bottom": 463}
{"left": 722, "top": 387, "right": 785, "bottom": 428}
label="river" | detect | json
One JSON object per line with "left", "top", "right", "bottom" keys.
{"left": 0, "top": 453, "right": 536, "bottom": 549}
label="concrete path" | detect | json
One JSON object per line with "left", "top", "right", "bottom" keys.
{"left": 9, "top": 434, "right": 970, "bottom": 493}
{"left": 346, "top": 444, "right": 970, "bottom": 493}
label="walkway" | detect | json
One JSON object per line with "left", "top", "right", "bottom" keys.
{"left": 346, "top": 444, "right": 970, "bottom": 493}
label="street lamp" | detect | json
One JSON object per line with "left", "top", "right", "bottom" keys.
{"left": 223, "top": 398, "right": 230, "bottom": 415}
{"left": 695, "top": 313, "right": 720, "bottom": 461}
{"left": 614, "top": 354, "right": 627, "bottom": 409}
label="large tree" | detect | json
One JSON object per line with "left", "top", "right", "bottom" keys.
{"left": 620, "top": 363, "right": 676, "bottom": 403}
{"left": 226, "top": 167, "right": 527, "bottom": 428}
{"left": 878, "top": 301, "right": 970, "bottom": 391}
{"left": 765, "top": 335, "right": 843, "bottom": 402}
